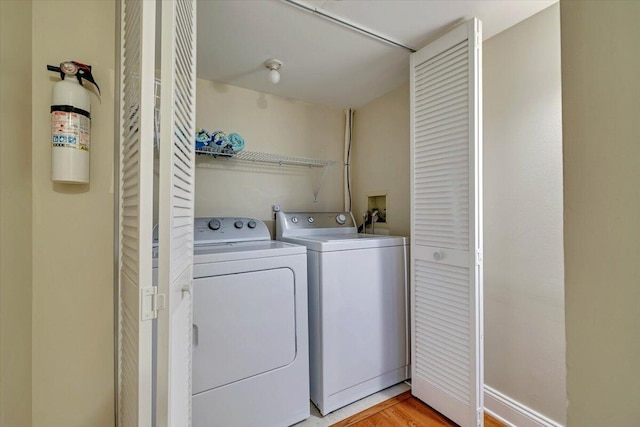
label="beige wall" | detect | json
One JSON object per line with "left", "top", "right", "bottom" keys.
{"left": 483, "top": 4, "right": 566, "bottom": 424}
{"left": 561, "top": 1, "right": 640, "bottom": 426}
{"left": 0, "top": 1, "right": 33, "bottom": 426}
{"left": 351, "top": 83, "right": 410, "bottom": 236}
{"left": 194, "top": 79, "right": 344, "bottom": 233}
{"left": 31, "top": 1, "right": 115, "bottom": 426}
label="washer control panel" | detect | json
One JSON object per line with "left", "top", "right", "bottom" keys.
{"left": 276, "top": 212, "right": 357, "bottom": 238}
{"left": 194, "top": 217, "right": 271, "bottom": 244}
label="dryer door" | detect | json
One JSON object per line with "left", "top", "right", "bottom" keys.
{"left": 192, "top": 268, "right": 297, "bottom": 394}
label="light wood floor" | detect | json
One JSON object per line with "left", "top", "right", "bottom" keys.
{"left": 330, "top": 391, "right": 505, "bottom": 427}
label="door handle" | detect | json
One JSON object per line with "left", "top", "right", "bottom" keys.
{"left": 193, "top": 323, "right": 198, "bottom": 346}
{"left": 433, "top": 251, "right": 444, "bottom": 261}
{"left": 181, "top": 284, "right": 192, "bottom": 298}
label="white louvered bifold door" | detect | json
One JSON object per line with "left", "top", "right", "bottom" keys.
{"left": 117, "top": 0, "right": 156, "bottom": 426}
{"left": 410, "top": 18, "right": 484, "bottom": 427}
{"left": 156, "top": 0, "right": 197, "bottom": 425}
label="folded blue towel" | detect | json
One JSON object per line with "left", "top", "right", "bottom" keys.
{"left": 210, "top": 131, "right": 228, "bottom": 149}
{"left": 227, "top": 133, "right": 245, "bottom": 153}
{"left": 195, "top": 128, "right": 211, "bottom": 150}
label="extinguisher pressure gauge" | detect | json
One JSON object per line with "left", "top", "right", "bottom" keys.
{"left": 60, "top": 62, "right": 78, "bottom": 76}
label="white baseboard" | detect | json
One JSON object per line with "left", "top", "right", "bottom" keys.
{"left": 484, "top": 386, "right": 564, "bottom": 427}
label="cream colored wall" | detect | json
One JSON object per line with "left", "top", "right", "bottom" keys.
{"left": 484, "top": 4, "right": 566, "bottom": 424}
{"left": 561, "top": 1, "right": 640, "bottom": 426}
{"left": 194, "top": 79, "right": 344, "bottom": 232}
{"left": 351, "top": 83, "right": 410, "bottom": 236}
{"left": 31, "top": 1, "right": 115, "bottom": 426}
{"left": 0, "top": 1, "right": 33, "bottom": 426}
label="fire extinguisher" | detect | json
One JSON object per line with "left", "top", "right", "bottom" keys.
{"left": 47, "top": 61, "right": 100, "bottom": 184}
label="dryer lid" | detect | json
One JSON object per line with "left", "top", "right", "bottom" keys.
{"left": 193, "top": 240, "right": 306, "bottom": 264}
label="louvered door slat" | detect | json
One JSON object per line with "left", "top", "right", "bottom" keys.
{"left": 417, "top": 59, "right": 469, "bottom": 89}
{"left": 410, "top": 18, "right": 483, "bottom": 427}
{"left": 156, "top": 0, "right": 197, "bottom": 426}
{"left": 415, "top": 104, "right": 468, "bottom": 127}
{"left": 417, "top": 267, "right": 471, "bottom": 283}
{"left": 415, "top": 151, "right": 468, "bottom": 166}
{"left": 416, "top": 345, "right": 470, "bottom": 382}
{"left": 416, "top": 76, "right": 470, "bottom": 104}
{"left": 415, "top": 42, "right": 468, "bottom": 77}
{"left": 415, "top": 261, "right": 472, "bottom": 403}
{"left": 415, "top": 318, "right": 469, "bottom": 347}
{"left": 117, "top": 0, "right": 156, "bottom": 426}
{"left": 415, "top": 93, "right": 468, "bottom": 118}
{"left": 415, "top": 85, "right": 468, "bottom": 107}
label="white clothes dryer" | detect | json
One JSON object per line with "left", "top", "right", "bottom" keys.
{"left": 187, "top": 217, "right": 309, "bottom": 427}
{"left": 276, "top": 212, "right": 410, "bottom": 416}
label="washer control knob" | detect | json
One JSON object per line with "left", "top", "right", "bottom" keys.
{"left": 208, "top": 219, "right": 221, "bottom": 230}
{"left": 291, "top": 217, "right": 299, "bottom": 224}
{"left": 336, "top": 214, "right": 347, "bottom": 225}
{"left": 234, "top": 220, "right": 244, "bottom": 229}
{"left": 307, "top": 217, "right": 315, "bottom": 223}
{"left": 247, "top": 220, "right": 257, "bottom": 229}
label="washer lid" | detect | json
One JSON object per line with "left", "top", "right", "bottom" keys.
{"left": 194, "top": 240, "right": 306, "bottom": 264}
{"left": 280, "top": 233, "right": 407, "bottom": 252}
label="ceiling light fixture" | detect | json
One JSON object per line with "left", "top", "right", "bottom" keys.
{"left": 264, "top": 59, "right": 283, "bottom": 84}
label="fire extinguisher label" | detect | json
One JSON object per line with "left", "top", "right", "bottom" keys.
{"left": 51, "top": 109, "right": 90, "bottom": 152}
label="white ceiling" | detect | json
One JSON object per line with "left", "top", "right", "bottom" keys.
{"left": 196, "top": 0, "right": 556, "bottom": 109}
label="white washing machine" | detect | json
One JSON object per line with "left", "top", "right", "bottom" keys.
{"left": 276, "top": 212, "right": 410, "bottom": 416}
{"left": 188, "top": 217, "right": 309, "bottom": 427}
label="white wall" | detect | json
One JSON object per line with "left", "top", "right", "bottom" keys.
{"left": 483, "top": 4, "right": 566, "bottom": 425}
{"left": 194, "top": 79, "right": 345, "bottom": 233}
{"left": 0, "top": 2, "right": 32, "bottom": 426}
{"left": 31, "top": 1, "right": 115, "bottom": 426}
{"left": 561, "top": 1, "right": 640, "bottom": 426}
{"left": 351, "top": 83, "right": 410, "bottom": 236}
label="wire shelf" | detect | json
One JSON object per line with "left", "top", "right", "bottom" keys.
{"left": 154, "top": 79, "right": 336, "bottom": 169}
{"left": 153, "top": 78, "right": 337, "bottom": 199}
{"left": 195, "top": 148, "right": 338, "bottom": 168}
